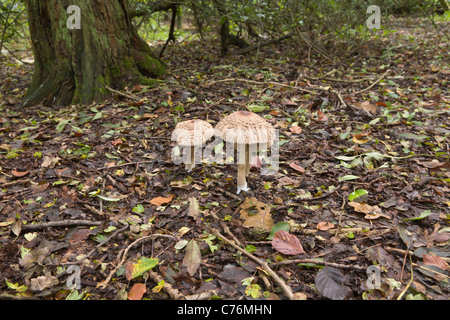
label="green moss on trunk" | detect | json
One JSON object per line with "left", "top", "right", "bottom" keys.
{"left": 23, "top": 0, "right": 166, "bottom": 107}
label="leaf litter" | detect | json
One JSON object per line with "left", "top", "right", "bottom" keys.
{"left": 0, "top": 19, "right": 449, "bottom": 300}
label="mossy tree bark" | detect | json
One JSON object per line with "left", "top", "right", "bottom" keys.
{"left": 23, "top": 0, "right": 166, "bottom": 107}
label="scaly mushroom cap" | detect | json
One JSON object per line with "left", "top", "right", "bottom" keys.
{"left": 214, "top": 111, "right": 275, "bottom": 146}
{"left": 171, "top": 119, "right": 214, "bottom": 146}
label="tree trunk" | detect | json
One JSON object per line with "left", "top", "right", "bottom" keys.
{"left": 213, "top": 0, "right": 249, "bottom": 57}
{"left": 23, "top": 0, "right": 166, "bottom": 107}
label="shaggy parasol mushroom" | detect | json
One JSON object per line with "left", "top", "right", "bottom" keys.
{"left": 214, "top": 111, "right": 275, "bottom": 194}
{"left": 171, "top": 119, "right": 214, "bottom": 171}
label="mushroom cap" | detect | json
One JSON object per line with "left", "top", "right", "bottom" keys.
{"left": 214, "top": 111, "right": 275, "bottom": 146}
{"left": 171, "top": 119, "right": 214, "bottom": 146}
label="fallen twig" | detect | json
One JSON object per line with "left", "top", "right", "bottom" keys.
{"left": 96, "top": 160, "right": 156, "bottom": 171}
{"left": 270, "top": 258, "right": 366, "bottom": 270}
{"left": 202, "top": 77, "right": 317, "bottom": 95}
{"left": 353, "top": 69, "right": 391, "bottom": 95}
{"left": 210, "top": 228, "right": 295, "bottom": 300}
{"left": 22, "top": 219, "right": 102, "bottom": 231}
{"left": 99, "top": 233, "right": 175, "bottom": 290}
{"left": 105, "top": 85, "right": 140, "bottom": 101}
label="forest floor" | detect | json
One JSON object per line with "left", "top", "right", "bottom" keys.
{"left": 0, "top": 17, "right": 449, "bottom": 301}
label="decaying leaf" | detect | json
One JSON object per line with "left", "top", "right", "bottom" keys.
{"left": 149, "top": 194, "right": 174, "bottom": 206}
{"left": 348, "top": 201, "right": 390, "bottom": 220}
{"left": 289, "top": 126, "right": 302, "bottom": 134}
{"left": 239, "top": 197, "right": 274, "bottom": 232}
{"left": 125, "top": 256, "right": 159, "bottom": 280}
{"left": 365, "top": 246, "right": 394, "bottom": 268}
{"left": 271, "top": 230, "right": 305, "bottom": 255}
{"left": 41, "top": 155, "right": 60, "bottom": 169}
{"left": 352, "top": 132, "right": 371, "bottom": 144}
{"left": 423, "top": 254, "right": 449, "bottom": 271}
{"left": 11, "top": 169, "right": 29, "bottom": 177}
{"left": 30, "top": 274, "right": 59, "bottom": 292}
{"left": 188, "top": 197, "right": 200, "bottom": 220}
{"left": 316, "top": 222, "right": 335, "bottom": 231}
{"left": 128, "top": 283, "right": 147, "bottom": 300}
{"left": 289, "top": 162, "right": 305, "bottom": 173}
{"left": 314, "top": 267, "right": 352, "bottom": 300}
{"left": 182, "top": 239, "right": 202, "bottom": 276}
{"left": 353, "top": 101, "right": 378, "bottom": 114}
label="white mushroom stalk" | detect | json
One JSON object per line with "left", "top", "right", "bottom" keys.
{"left": 214, "top": 111, "right": 275, "bottom": 194}
{"left": 171, "top": 119, "right": 214, "bottom": 171}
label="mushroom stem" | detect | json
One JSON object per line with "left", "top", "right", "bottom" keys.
{"left": 185, "top": 145, "right": 195, "bottom": 171}
{"left": 237, "top": 144, "right": 250, "bottom": 194}
{"left": 237, "top": 164, "right": 248, "bottom": 194}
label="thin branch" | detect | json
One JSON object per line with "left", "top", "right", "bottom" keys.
{"left": 353, "top": 69, "right": 391, "bottom": 95}
{"left": 210, "top": 228, "right": 295, "bottom": 300}
{"left": 100, "top": 233, "right": 175, "bottom": 290}
{"left": 202, "top": 77, "right": 317, "bottom": 95}
{"left": 22, "top": 219, "right": 102, "bottom": 231}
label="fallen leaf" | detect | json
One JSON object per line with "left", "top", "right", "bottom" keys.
{"left": 423, "top": 254, "right": 449, "bottom": 271}
{"left": 188, "top": 197, "right": 200, "bottom": 220}
{"left": 353, "top": 101, "right": 378, "bottom": 114}
{"left": 365, "top": 247, "right": 394, "bottom": 268}
{"left": 128, "top": 283, "right": 147, "bottom": 300}
{"left": 289, "top": 126, "right": 302, "bottom": 134}
{"left": 239, "top": 197, "right": 274, "bottom": 232}
{"left": 125, "top": 256, "right": 159, "bottom": 280}
{"left": 11, "top": 169, "right": 29, "bottom": 177}
{"left": 271, "top": 230, "right": 305, "bottom": 255}
{"left": 182, "top": 240, "right": 202, "bottom": 276}
{"left": 315, "top": 267, "right": 351, "bottom": 300}
{"left": 30, "top": 274, "right": 59, "bottom": 292}
{"left": 348, "top": 202, "right": 390, "bottom": 220}
{"left": 352, "top": 132, "right": 371, "bottom": 144}
{"left": 149, "top": 195, "right": 174, "bottom": 206}
{"left": 317, "top": 222, "right": 335, "bottom": 231}
{"left": 289, "top": 162, "right": 305, "bottom": 173}
{"left": 41, "top": 155, "right": 60, "bottom": 169}
{"left": 60, "top": 186, "right": 77, "bottom": 206}
{"left": 111, "top": 138, "right": 123, "bottom": 146}
{"left": 317, "top": 110, "right": 328, "bottom": 121}
{"left": 66, "top": 228, "right": 92, "bottom": 243}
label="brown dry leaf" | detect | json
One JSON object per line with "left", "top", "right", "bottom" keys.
{"left": 423, "top": 254, "right": 449, "bottom": 271}
{"left": 289, "top": 126, "right": 303, "bottom": 134}
{"left": 41, "top": 155, "right": 60, "bottom": 169}
{"left": 60, "top": 186, "right": 77, "bottom": 206}
{"left": 352, "top": 133, "right": 371, "bottom": 144}
{"left": 317, "top": 110, "right": 328, "bottom": 122}
{"left": 188, "top": 197, "right": 200, "bottom": 220}
{"left": 348, "top": 202, "right": 390, "bottom": 220}
{"left": 30, "top": 274, "right": 59, "bottom": 292}
{"left": 289, "top": 162, "right": 305, "bottom": 173}
{"left": 354, "top": 101, "right": 378, "bottom": 114}
{"left": 31, "top": 182, "right": 50, "bottom": 194}
{"left": 111, "top": 138, "right": 123, "bottom": 146}
{"left": 278, "top": 176, "right": 300, "bottom": 187}
{"left": 317, "top": 222, "right": 335, "bottom": 231}
{"left": 11, "top": 169, "right": 29, "bottom": 177}
{"left": 239, "top": 197, "right": 274, "bottom": 232}
{"left": 182, "top": 239, "right": 202, "bottom": 276}
{"left": 271, "top": 230, "right": 305, "bottom": 255}
{"left": 128, "top": 283, "right": 147, "bottom": 300}
{"left": 149, "top": 195, "right": 174, "bottom": 206}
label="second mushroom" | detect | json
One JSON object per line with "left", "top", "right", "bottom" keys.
{"left": 214, "top": 111, "right": 275, "bottom": 194}
{"left": 171, "top": 119, "right": 214, "bottom": 171}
